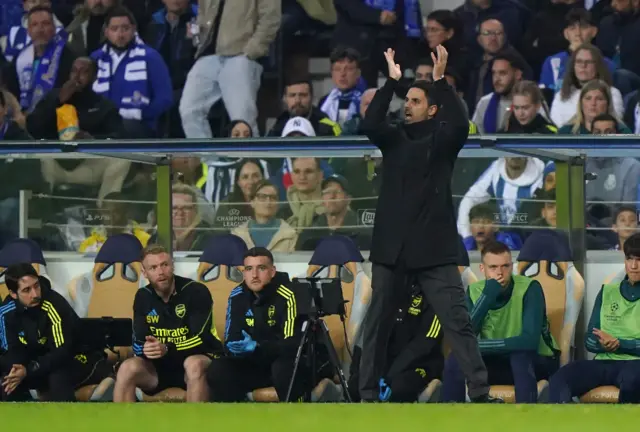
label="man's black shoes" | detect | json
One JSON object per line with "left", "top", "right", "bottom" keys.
{"left": 471, "top": 393, "right": 504, "bottom": 403}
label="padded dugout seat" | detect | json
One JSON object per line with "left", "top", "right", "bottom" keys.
{"left": 488, "top": 230, "right": 585, "bottom": 403}
{"left": 251, "top": 235, "right": 371, "bottom": 402}
{"left": 197, "top": 234, "right": 247, "bottom": 337}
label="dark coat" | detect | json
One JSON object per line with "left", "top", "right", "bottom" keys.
{"left": 597, "top": 10, "right": 640, "bottom": 78}
{"left": 362, "top": 78, "right": 468, "bottom": 269}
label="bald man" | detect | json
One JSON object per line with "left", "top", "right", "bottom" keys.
{"left": 343, "top": 88, "right": 377, "bottom": 135}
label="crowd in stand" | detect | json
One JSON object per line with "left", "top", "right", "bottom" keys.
{"left": 0, "top": 0, "right": 639, "bottom": 253}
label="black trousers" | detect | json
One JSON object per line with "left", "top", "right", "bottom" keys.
{"left": 1, "top": 351, "right": 112, "bottom": 402}
{"left": 359, "top": 263, "right": 489, "bottom": 401}
{"left": 207, "top": 355, "right": 310, "bottom": 402}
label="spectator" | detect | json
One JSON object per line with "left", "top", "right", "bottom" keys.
{"left": 522, "top": 1, "right": 587, "bottom": 79}
{"left": 412, "top": 60, "right": 473, "bottom": 121}
{"left": 4, "top": 6, "right": 76, "bottom": 113}
{"left": 550, "top": 44, "right": 623, "bottom": 127}
{"left": 530, "top": 187, "right": 557, "bottom": 229}
{"left": 169, "top": 183, "right": 212, "bottom": 251}
{"left": 342, "top": 88, "right": 376, "bottom": 135}
{"left": 611, "top": 205, "right": 638, "bottom": 251}
{"left": 213, "top": 159, "right": 265, "bottom": 231}
{"left": 424, "top": 10, "right": 468, "bottom": 84}
{"left": 549, "top": 232, "right": 640, "bottom": 403}
{"left": 456, "top": 0, "right": 529, "bottom": 50}
{"left": 442, "top": 241, "right": 559, "bottom": 404}
{"left": 144, "top": 0, "right": 197, "bottom": 138}
{"left": 457, "top": 157, "right": 545, "bottom": 238}
{"left": 466, "top": 18, "right": 510, "bottom": 111}
{"left": 232, "top": 180, "right": 297, "bottom": 252}
{"left": 585, "top": 113, "right": 640, "bottom": 212}
{"left": 596, "top": 0, "right": 640, "bottom": 78}
{"left": 278, "top": 157, "right": 325, "bottom": 230}
{"left": 540, "top": 8, "right": 615, "bottom": 93}
{"left": 463, "top": 203, "right": 523, "bottom": 251}
{"left": 0, "top": 90, "right": 30, "bottom": 140}
{"left": 170, "top": 157, "right": 214, "bottom": 226}
{"left": 295, "top": 174, "right": 371, "bottom": 251}
{"left": 319, "top": 47, "right": 363, "bottom": 128}
{"left": 91, "top": 7, "right": 173, "bottom": 138}
{"left": 622, "top": 87, "right": 640, "bottom": 134}
{"left": 78, "top": 191, "right": 150, "bottom": 253}
{"left": 332, "top": 0, "right": 409, "bottom": 87}
{"left": 557, "top": 81, "right": 629, "bottom": 133}
{"left": 202, "top": 121, "right": 270, "bottom": 208}
{"left": 179, "top": 0, "right": 280, "bottom": 138}
{"left": 27, "top": 56, "right": 123, "bottom": 139}
{"left": 66, "top": 0, "right": 120, "bottom": 56}
{"left": 472, "top": 50, "right": 527, "bottom": 133}
{"left": 267, "top": 77, "right": 341, "bottom": 137}
{"left": 413, "top": 57, "right": 434, "bottom": 82}
{"left": 3, "top": 0, "right": 64, "bottom": 62}
{"left": 500, "top": 80, "right": 557, "bottom": 133}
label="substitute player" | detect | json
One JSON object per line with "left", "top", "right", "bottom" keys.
{"left": 0, "top": 263, "right": 113, "bottom": 401}
{"left": 113, "top": 245, "right": 222, "bottom": 402}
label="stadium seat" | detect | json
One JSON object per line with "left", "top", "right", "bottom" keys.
{"left": 196, "top": 234, "right": 247, "bottom": 338}
{"left": 488, "top": 231, "right": 585, "bottom": 403}
{"left": 252, "top": 236, "right": 371, "bottom": 402}
{"left": 0, "top": 238, "right": 52, "bottom": 301}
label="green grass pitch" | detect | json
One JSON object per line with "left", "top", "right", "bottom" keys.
{"left": 3, "top": 404, "right": 640, "bottom": 431}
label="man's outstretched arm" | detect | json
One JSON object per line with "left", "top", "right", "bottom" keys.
{"left": 361, "top": 49, "right": 400, "bottom": 149}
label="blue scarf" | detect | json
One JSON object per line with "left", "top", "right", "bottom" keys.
{"left": 320, "top": 88, "right": 361, "bottom": 124}
{"left": 364, "top": 0, "right": 421, "bottom": 38}
{"left": 483, "top": 92, "right": 502, "bottom": 133}
{"left": 16, "top": 33, "right": 66, "bottom": 112}
{"left": 92, "top": 36, "right": 150, "bottom": 121}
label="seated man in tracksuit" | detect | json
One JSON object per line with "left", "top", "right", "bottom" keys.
{"left": 549, "top": 232, "right": 640, "bottom": 403}
{"left": 442, "top": 241, "right": 559, "bottom": 403}
{"left": 114, "top": 244, "right": 223, "bottom": 402}
{"left": 348, "top": 274, "right": 444, "bottom": 402}
{"left": 0, "top": 263, "right": 112, "bottom": 401}
{"left": 207, "top": 247, "right": 316, "bottom": 402}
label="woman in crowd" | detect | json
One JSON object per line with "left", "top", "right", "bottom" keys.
{"left": 213, "top": 158, "right": 266, "bottom": 231}
{"left": 424, "top": 9, "right": 468, "bottom": 82}
{"left": 500, "top": 81, "right": 557, "bottom": 134}
{"left": 550, "top": 44, "right": 623, "bottom": 127}
{"left": 232, "top": 180, "right": 297, "bottom": 252}
{"left": 558, "top": 80, "right": 631, "bottom": 134}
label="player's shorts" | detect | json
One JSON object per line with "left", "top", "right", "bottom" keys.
{"left": 70, "top": 350, "right": 114, "bottom": 388}
{"left": 147, "top": 353, "right": 218, "bottom": 394}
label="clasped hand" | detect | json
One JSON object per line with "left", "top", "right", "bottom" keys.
{"left": 593, "top": 329, "right": 619, "bottom": 352}
{"left": 2, "top": 364, "right": 26, "bottom": 395}
{"left": 227, "top": 330, "right": 258, "bottom": 355}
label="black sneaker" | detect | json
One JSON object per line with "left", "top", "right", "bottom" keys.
{"left": 471, "top": 393, "right": 504, "bottom": 403}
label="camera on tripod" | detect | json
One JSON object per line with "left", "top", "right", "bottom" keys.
{"left": 291, "top": 277, "right": 346, "bottom": 318}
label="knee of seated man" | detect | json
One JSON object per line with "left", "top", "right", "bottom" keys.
{"left": 618, "top": 363, "right": 640, "bottom": 388}
{"left": 183, "top": 355, "right": 210, "bottom": 380}
{"left": 117, "top": 357, "right": 148, "bottom": 380}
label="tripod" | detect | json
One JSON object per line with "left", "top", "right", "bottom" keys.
{"left": 285, "top": 313, "right": 352, "bottom": 402}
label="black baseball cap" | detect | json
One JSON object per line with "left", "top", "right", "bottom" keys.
{"left": 322, "top": 174, "right": 350, "bottom": 195}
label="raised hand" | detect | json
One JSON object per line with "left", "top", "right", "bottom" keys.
{"left": 430, "top": 45, "right": 449, "bottom": 81}
{"left": 384, "top": 48, "right": 402, "bottom": 81}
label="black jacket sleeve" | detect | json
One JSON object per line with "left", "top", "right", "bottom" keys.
{"left": 31, "top": 291, "right": 78, "bottom": 380}
{"left": 430, "top": 77, "right": 469, "bottom": 160}
{"left": 26, "top": 91, "right": 60, "bottom": 139}
{"left": 92, "top": 99, "right": 124, "bottom": 139}
{"left": 172, "top": 282, "right": 221, "bottom": 356}
{"left": 334, "top": 0, "right": 382, "bottom": 26}
{"left": 224, "top": 286, "right": 246, "bottom": 346}
{"left": 1, "top": 307, "right": 28, "bottom": 368}
{"left": 132, "top": 289, "right": 151, "bottom": 358}
{"left": 386, "top": 306, "right": 443, "bottom": 377}
{"left": 361, "top": 78, "right": 400, "bottom": 150}
{"left": 257, "top": 284, "right": 302, "bottom": 358}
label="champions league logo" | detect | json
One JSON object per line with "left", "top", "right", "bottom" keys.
{"left": 215, "top": 207, "right": 251, "bottom": 228}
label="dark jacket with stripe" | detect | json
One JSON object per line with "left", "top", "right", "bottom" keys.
{"left": 224, "top": 272, "right": 300, "bottom": 360}
{"left": 0, "top": 277, "right": 79, "bottom": 380}
{"left": 132, "top": 275, "right": 223, "bottom": 361}
{"left": 385, "top": 286, "right": 444, "bottom": 377}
